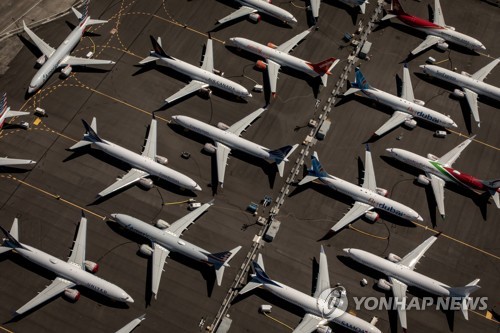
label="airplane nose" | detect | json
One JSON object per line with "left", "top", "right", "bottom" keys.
{"left": 247, "top": 93, "right": 252, "bottom": 98}
{"left": 343, "top": 248, "right": 351, "bottom": 254}
{"left": 171, "top": 115, "right": 178, "bottom": 122}
{"left": 451, "top": 122, "right": 458, "bottom": 128}
{"left": 194, "top": 184, "right": 202, "bottom": 191}
{"left": 110, "top": 214, "right": 117, "bottom": 219}
{"left": 385, "top": 148, "right": 393, "bottom": 154}
{"left": 417, "top": 215, "right": 424, "bottom": 222}
{"left": 126, "top": 295, "right": 134, "bottom": 303}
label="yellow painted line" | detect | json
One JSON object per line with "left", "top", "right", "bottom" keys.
{"left": 291, "top": 1, "right": 307, "bottom": 9}
{"left": 163, "top": 199, "right": 193, "bottom": 205}
{"left": 450, "top": 130, "right": 500, "bottom": 151}
{"left": 0, "top": 326, "right": 14, "bottom": 333}
{"left": 433, "top": 58, "right": 449, "bottom": 65}
{"left": 349, "top": 224, "right": 389, "bottom": 240}
{"left": 471, "top": 309, "right": 499, "bottom": 324}
{"left": 152, "top": 15, "right": 226, "bottom": 44}
{"left": 263, "top": 312, "right": 294, "bottom": 331}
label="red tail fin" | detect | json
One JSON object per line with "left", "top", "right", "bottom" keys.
{"left": 308, "top": 57, "right": 337, "bottom": 75}
{"left": 391, "top": 0, "right": 406, "bottom": 14}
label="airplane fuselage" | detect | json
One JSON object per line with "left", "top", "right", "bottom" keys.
{"left": 14, "top": 244, "right": 132, "bottom": 302}
{"left": 238, "top": 0, "right": 297, "bottom": 24}
{"left": 319, "top": 174, "right": 422, "bottom": 221}
{"left": 360, "top": 88, "right": 456, "bottom": 128}
{"left": 421, "top": 65, "right": 500, "bottom": 102}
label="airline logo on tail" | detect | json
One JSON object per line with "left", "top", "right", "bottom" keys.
{"left": 311, "top": 153, "right": 328, "bottom": 178}
{"left": 307, "top": 57, "right": 338, "bottom": 75}
{"left": 79, "top": 0, "right": 90, "bottom": 24}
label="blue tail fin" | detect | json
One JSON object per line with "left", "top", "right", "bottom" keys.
{"left": 311, "top": 152, "right": 329, "bottom": 178}
{"left": 82, "top": 118, "right": 103, "bottom": 143}
{"left": 269, "top": 145, "right": 295, "bottom": 161}
{"left": 150, "top": 36, "right": 172, "bottom": 59}
{"left": 354, "top": 67, "right": 370, "bottom": 90}
{"left": 253, "top": 260, "right": 281, "bottom": 288}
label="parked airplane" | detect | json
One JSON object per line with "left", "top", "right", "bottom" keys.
{"left": 344, "top": 235, "right": 481, "bottom": 330}
{"left": 0, "top": 157, "right": 35, "bottom": 167}
{"left": 387, "top": 136, "right": 499, "bottom": 218}
{"left": 139, "top": 36, "right": 251, "bottom": 107}
{"left": 69, "top": 116, "right": 201, "bottom": 198}
{"left": 171, "top": 108, "right": 298, "bottom": 187}
{"left": 420, "top": 58, "right": 500, "bottom": 127}
{"left": 298, "top": 146, "right": 423, "bottom": 233}
{"left": 239, "top": 247, "right": 381, "bottom": 333}
{"left": 310, "top": 0, "right": 368, "bottom": 21}
{"left": 217, "top": 0, "right": 297, "bottom": 26}
{"left": 0, "top": 215, "right": 133, "bottom": 315}
{"left": 23, "top": 0, "right": 115, "bottom": 94}
{"left": 0, "top": 93, "right": 29, "bottom": 129}
{"left": 381, "top": 0, "right": 485, "bottom": 55}
{"left": 111, "top": 201, "right": 241, "bottom": 296}
{"left": 229, "top": 29, "right": 339, "bottom": 96}
{"left": 344, "top": 65, "right": 457, "bottom": 138}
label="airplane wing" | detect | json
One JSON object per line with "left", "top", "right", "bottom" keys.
{"left": 410, "top": 35, "right": 443, "bottom": 55}
{"left": 216, "top": 142, "right": 231, "bottom": 186}
{"left": 267, "top": 59, "right": 281, "bottom": 95}
{"left": 98, "top": 168, "right": 149, "bottom": 198}
{"left": 438, "top": 135, "right": 475, "bottom": 167}
{"left": 313, "top": 246, "right": 330, "bottom": 298}
{"left": 292, "top": 313, "right": 324, "bottom": 333}
{"left": 471, "top": 58, "right": 500, "bottom": 82}
{"left": 164, "top": 80, "right": 209, "bottom": 105}
{"left": 463, "top": 89, "right": 480, "bottom": 126}
{"left": 331, "top": 201, "right": 373, "bottom": 232}
{"left": 373, "top": 111, "right": 412, "bottom": 137}
{"left": 388, "top": 276, "right": 409, "bottom": 329}
{"left": 23, "top": 21, "right": 55, "bottom": 57}
{"left": 115, "top": 314, "right": 146, "bottom": 333}
{"left": 15, "top": 277, "right": 76, "bottom": 315}
{"left": 0, "top": 157, "right": 35, "bottom": 166}
{"left": 166, "top": 201, "right": 214, "bottom": 237}
{"left": 141, "top": 118, "right": 157, "bottom": 160}
{"left": 67, "top": 214, "right": 87, "bottom": 269}
{"left": 200, "top": 39, "right": 214, "bottom": 72}
{"left": 227, "top": 107, "right": 266, "bottom": 136}
{"left": 310, "top": 0, "right": 320, "bottom": 19}
{"left": 401, "top": 64, "right": 415, "bottom": 102}
{"left": 151, "top": 242, "right": 170, "bottom": 298}
{"left": 432, "top": 0, "right": 446, "bottom": 26}
{"left": 217, "top": 6, "right": 258, "bottom": 25}
{"left": 428, "top": 173, "right": 446, "bottom": 217}
{"left": 5, "top": 110, "right": 30, "bottom": 118}
{"left": 398, "top": 235, "right": 439, "bottom": 270}
{"left": 61, "top": 56, "right": 115, "bottom": 67}
{"left": 277, "top": 28, "right": 312, "bottom": 54}
{"left": 362, "top": 145, "right": 377, "bottom": 191}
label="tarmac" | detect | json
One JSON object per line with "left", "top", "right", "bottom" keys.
{"left": 0, "top": 0, "right": 498, "bottom": 332}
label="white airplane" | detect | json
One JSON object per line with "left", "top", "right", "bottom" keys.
{"left": 381, "top": 0, "right": 485, "bottom": 55}
{"left": 111, "top": 201, "right": 241, "bottom": 296}
{"left": 387, "top": 135, "right": 500, "bottom": 218}
{"left": 344, "top": 235, "right": 481, "bottom": 330}
{"left": 0, "top": 215, "right": 133, "bottom": 316}
{"left": 310, "top": 0, "right": 369, "bottom": 20}
{"left": 171, "top": 108, "right": 298, "bottom": 187}
{"left": 298, "top": 146, "right": 423, "bottom": 233}
{"left": 229, "top": 29, "right": 339, "bottom": 96}
{"left": 0, "top": 93, "right": 29, "bottom": 129}
{"left": 69, "top": 116, "right": 201, "bottom": 198}
{"left": 420, "top": 58, "right": 500, "bottom": 127}
{"left": 217, "top": 0, "right": 297, "bottom": 26}
{"left": 239, "top": 247, "right": 381, "bottom": 333}
{"left": 23, "top": 0, "right": 115, "bottom": 94}
{"left": 139, "top": 36, "right": 252, "bottom": 106}
{"left": 344, "top": 65, "right": 457, "bottom": 138}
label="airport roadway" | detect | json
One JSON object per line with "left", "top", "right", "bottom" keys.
{"left": 0, "top": 0, "right": 499, "bottom": 332}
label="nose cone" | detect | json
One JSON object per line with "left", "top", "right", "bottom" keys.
{"left": 228, "top": 37, "right": 236, "bottom": 46}
{"left": 343, "top": 248, "right": 351, "bottom": 255}
{"left": 27, "top": 85, "right": 36, "bottom": 94}
{"left": 417, "top": 215, "right": 424, "bottom": 222}
{"left": 194, "top": 184, "right": 202, "bottom": 191}
{"left": 124, "top": 294, "right": 134, "bottom": 303}
{"left": 385, "top": 148, "right": 393, "bottom": 154}
{"left": 451, "top": 122, "right": 458, "bottom": 128}
{"left": 247, "top": 92, "right": 252, "bottom": 98}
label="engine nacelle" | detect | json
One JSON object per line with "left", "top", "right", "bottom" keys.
{"left": 417, "top": 174, "right": 430, "bottom": 185}
{"left": 217, "top": 122, "right": 230, "bottom": 130}
{"left": 204, "top": 143, "right": 216, "bottom": 154}
{"left": 404, "top": 119, "right": 417, "bottom": 129}
{"left": 249, "top": 13, "right": 261, "bottom": 23}
{"left": 445, "top": 25, "right": 455, "bottom": 31}
{"left": 316, "top": 326, "right": 332, "bottom": 333}
{"left": 437, "top": 41, "right": 449, "bottom": 51}
{"left": 156, "top": 155, "right": 168, "bottom": 165}
{"left": 139, "top": 244, "right": 153, "bottom": 257}
{"left": 200, "top": 87, "right": 212, "bottom": 98}
{"left": 376, "top": 187, "right": 388, "bottom": 197}
{"left": 84, "top": 260, "right": 99, "bottom": 273}
{"left": 61, "top": 65, "right": 72, "bottom": 77}
{"left": 255, "top": 60, "right": 267, "bottom": 70}
{"left": 64, "top": 289, "right": 80, "bottom": 302}
{"left": 212, "top": 69, "right": 224, "bottom": 76}
{"left": 36, "top": 55, "right": 47, "bottom": 66}
{"left": 387, "top": 253, "right": 402, "bottom": 263}
{"left": 365, "top": 211, "right": 379, "bottom": 222}
{"left": 377, "top": 278, "right": 392, "bottom": 291}
{"left": 452, "top": 88, "right": 465, "bottom": 98}
{"left": 427, "top": 153, "right": 439, "bottom": 161}
{"left": 267, "top": 42, "right": 277, "bottom": 49}
{"left": 138, "top": 178, "right": 154, "bottom": 189}
{"left": 155, "top": 219, "right": 170, "bottom": 229}
{"left": 413, "top": 99, "right": 425, "bottom": 106}
{"left": 461, "top": 71, "right": 471, "bottom": 77}
{"left": 267, "top": 0, "right": 272, "bottom": 3}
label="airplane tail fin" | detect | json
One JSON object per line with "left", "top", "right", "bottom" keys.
{"left": 0, "top": 218, "right": 27, "bottom": 253}
{"left": 148, "top": 36, "right": 173, "bottom": 60}
{"left": 69, "top": 117, "right": 103, "bottom": 150}
{"left": 448, "top": 279, "right": 481, "bottom": 320}
{"left": 381, "top": 0, "right": 405, "bottom": 20}
{"left": 343, "top": 67, "right": 369, "bottom": 96}
{"left": 309, "top": 58, "right": 339, "bottom": 86}
{"left": 298, "top": 151, "right": 328, "bottom": 186}
{"left": 270, "top": 144, "right": 299, "bottom": 177}
{"left": 239, "top": 254, "right": 280, "bottom": 294}
{"left": 72, "top": 0, "right": 107, "bottom": 26}
{"left": 211, "top": 245, "right": 242, "bottom": 286}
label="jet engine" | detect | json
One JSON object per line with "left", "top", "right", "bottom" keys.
{"left": 204, "top": 143, "right": 216, "bottom": 154}
{"left": 417, "top": 174, "right": 430, "bottom": 185}
{"left": 452, "top": 89, "right": 465, "bottom": 98}
{"left": 387, "top": 253, "right": 402, "bottom": 263}
{"left": 156, "top": 155, "right": 168, "bottom": 165}
{"left": 155, "top": 219, "right": 170, "bottom": 229}
{"left": 461, "top": 71, "right": 471, "bottom": 77}
{"left": 445, "top": 25, "right": 455, "bottom": 31}
{"left": 376, "top": 187, "right": 388, "bottom": 197}
{"left": 267, "top": 42, "right": 277, "bottom": 49}
{"left": 413, "top": 99, "right": 425, "bottom": 106}
{"left": 437, "top": 41, "right": 449, "bottom": 51}
{"left": 217, "top": 122, "right": 230, "bottom": 130}
{"left": 377, "top": 278, "right": 392, "bottom": 291}
{"left": 64, "top": 289, "right": 81, "bottom": 302}
{"left": 404, "top": 119, "right": 417, "bottom": 129}
{"left": 255, "top": 60, "right": 267, "bottom": 70}
{"left": 61, "top": 65, "right": 72, "bottom": 77}
{"left": 138, "top": 178, "right": 154, "bottom": 189}
{"left": 84, "top": 260, "right": 99, "bottom": 273}
{"left": 249, "top": 13, "right": 261, "bottom": 23}
{"left": 212, "top": 69, "right": 224, "bottom": 76}
{"left": 427, "top": 153, "right": 439, "bottom": 161}
{"left": 200, "top": 87, "right": 212, "bottom": 98}
{"left": 139, "top": 244, "right": 153, "bottom": 257}
{"left": 365, "top": 211, "right": 379, "bottom": 222}
{"left": 267, "top": 0, "right": 272, "bottom": 3}
{"left": 36, "top": 55, "right": 47, "bottom": 66}
{"left": 316, "top": 326, "right": 332, "bottom": 333}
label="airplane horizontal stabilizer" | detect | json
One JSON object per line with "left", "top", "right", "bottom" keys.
{"left": 343, "top": 87, "right": 360, "bottom": 96}
{"left": 490, "top": 191, "right": 500, "bottom": 208}
{"left": 448, "top": 279, "right": 481, "bottom": 298}
{"left": 298, "top": 175, "right": 318, "bottom": 186}
{"left": 238, "top": 279, "right": 262, "bottom": 295}
{"left": 272, "top": 144, "right": 299, "bottom": 177}
{"left": 86, "top": 18, "right": 108, "bottom": 25}
{"left": 212, "top": 245, "right": 242, "bottom": 286}
{"left": 0, "top": 246, "right": 11, "bottom": 255}
{"left": 380, "top": 13, "right": 397, "bottom": 21}
{"left": 139, "top": 56, "right": 159, "bottom": 65}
